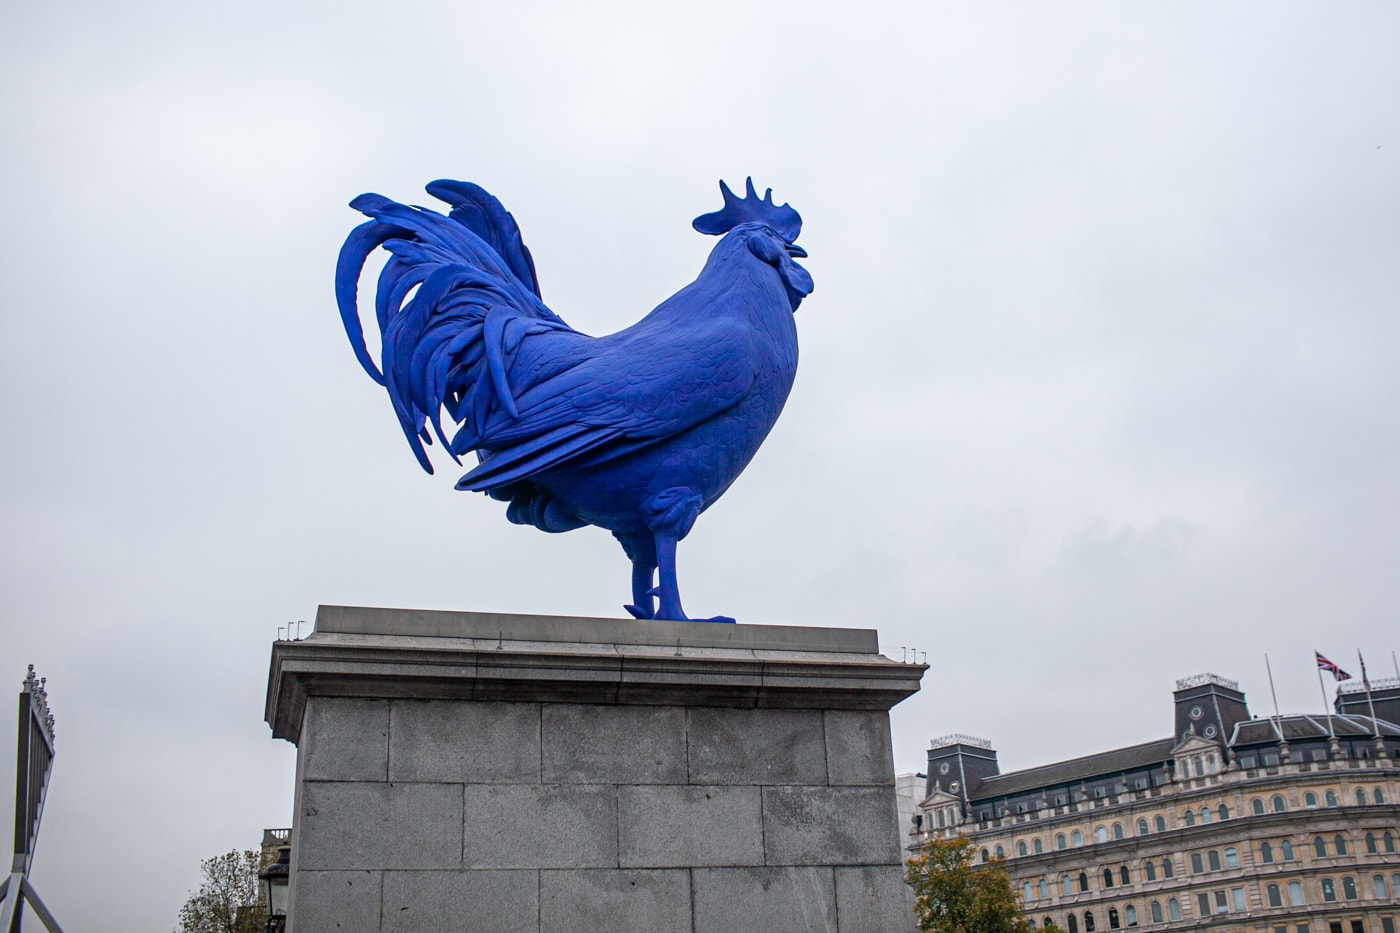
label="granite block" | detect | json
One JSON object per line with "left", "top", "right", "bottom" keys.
{"left": 541, "top": 704, "right": 687, "bottom": 784}
{"left": 381, "top": 869, "right": 538, "bottom": 933}
{"left": 835, "top": 865, "right": 918, "bottom": 933}
{"left": 692, "top": 866, "right": 837, "bottom": 933}
{"left": 763, "top": 786, "right": 900, "bottom": 866}
{"left": 688, "top": 708, "right": 827, "bottom": 785}
{"left": 463, "top": 784, "right": 616, "bottom": 868}
{"left": 618, "top": 785, "right": 763, "bottom": 867}
{"left": 389, "top": 700, "right": 540, "bottom": 783}
{"left": 298, "top": 782, "right": 462, "bottom": 870}
{"left": 301, "top": 697, "right": 388, "bottom": 781}
{"left": 823, "top": 710, "right": 895, "bottom": 786}
{"left": 291, "top": 870, "right": 382, "bottom": 933}
{"left": 540, "top": 869, "right": 692, "bottom": 932}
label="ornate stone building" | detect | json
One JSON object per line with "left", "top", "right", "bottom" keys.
{"left": 912, "top": 674, "right": 1400, "bottom": 933}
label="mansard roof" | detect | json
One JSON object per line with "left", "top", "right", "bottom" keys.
{"left": 1230, "top": 713, "right": 1400, "bottom": 746}
{"left": 971, "top": 737, "right": 1177, "bottom": 801}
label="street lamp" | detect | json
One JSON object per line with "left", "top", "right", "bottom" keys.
{"left": 259, "top": 845, "right": 291, "bottom": 932}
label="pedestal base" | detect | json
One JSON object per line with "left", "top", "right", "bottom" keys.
{"left": 266, "top": 606, "right": 925, "bottom": 933}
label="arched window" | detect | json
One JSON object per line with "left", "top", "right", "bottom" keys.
{"left": 1112, "top": 823, "right": 1124, "bottom": 840}
{"left": 1266, "top": 883, "right": 1283, "bottom": 908}
{"left": 1044, "top": 918, "right": 1054, "bottom": 932}
{"left": 1342, "top": 876, "right": 1358, "bottom": 900}
{"left": 1039, "top": 879, "right": 1048, "bottom": 900}
{"left": 1072, "top": 830, "right": 1083, "bottom": 847}
{"left": 1096, "top": 826, "right": 1108, "bottom": 843}
{"left": 1384, "top": 832, "right": 1396, "bottom": 853}
{"left": 1281, "top": 839, "right": 1295, "bottom": 861}
{"left": 1374, "top": 874, "right": 1389, "bottom": 900}
{"left": 1356, "top": 788, "right": 1368, "bottom": 806}
{"left": 1260, "top": 842, "right": 1274, "bottom": 863}
{"left": 1062, "top": 876, "right": 1073, "bottom": 896}
{"left": 1119, "top": 865, "right": 1130, "bottom": 886}
{"left": 1068, "top": 913, "right": 1079, "bottom": 933}
{"left": 1108, "top": 907, "right": 1120, "bottom": 930}
{"left": 1102, "top": 868, "right": 1114, "bottom": 889}
{"left": 995, "top": 845, "right": 1005, "bottom": 859}
{"left": 1162, "top": 859, "right": 1174, "bottom": 879}
{"left": 1207, "top": 850, "right": 1221, "bottom": 872}
{"left": 1124, "top": 905, "right": 1136, "bottom": 927}
{"left": 1189, "top": 853, "right": 1204, "bottom": 874}
{"left": 1193, "top": 755, "right": 1203, "bottom": 776}
{"left": 1271, "top": 795, "right": 1286, "bottom": 812}
{"left": 1321, "top": 878, "right": 1336, "bottom": 902}
{"left": 1314, "top": 836, "right": 1328, "bottom": 858}
{"left": 1084, "top": 910, "right": 1096, "bottom": 932}
{"left": 1224, "top": 846, "right": 1238, "bottom": 869}
{"left": 1366, "top": 832, "right": 1377, "bottom": 854}
{"left": 1288, "top": 880, "right": 1304, "bottom": 906}
{"left": 981, "top": 848, "right": 990, "bottom": 862}
{"left": 1025, "top": 881, "right": 1034, "bottom": 900}
{"left": 1305, "top": 791, "right": 1318, "bottom": 809}
{"left": 1182, "top": 810, "right": 1195, "bottom": 827}
{"left": 1078, "top": 872, "right": 1089, "bottom": 893}
{"left": 1029, "top": 921, "right": 1037, "bottom": 931}
{"left": 1325, "top": 790, "right": 1338, "bottom": 808}
{"left": 1150, "top": 902, "right": 1163, "bottom": 924}
{"left": 1019, "top": 841, "right": 1029, "bottom": 857}
{"left": 1200, "top": 806, "right": 1212, "bottom": 824}
{"left": 1154, "top": 815, "right": 1166, "bottom": 833}
{"left": 1251, "top": 797, "right": 1266, "bottom": 815}
{"left": 1056, "top": 834, "right": 1067, "bottom": 850}
{"left": 1034, "top": 838, "right": 1044, "bottom": 854}
{"left": 1137, "top": 818, "right": 1149, "bottom": 835}
{"left": 1217, "top": 803, "right": 1228, "bottom": 820}
{"left": 1334, "top": 833, "right": 1348, "bottom": 856}
{"left": 1375, "top": 788, "right": 1385, "bottom": 804}
{"left": 1144, "top": 860, "right": 1156, "bottom": 882}
{"left": 1167, "top": 898, "right": 1181, "bottom": 922}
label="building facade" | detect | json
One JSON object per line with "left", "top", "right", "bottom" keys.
{"left": 912, "top": 674, "right": 1400, "bottom": 933}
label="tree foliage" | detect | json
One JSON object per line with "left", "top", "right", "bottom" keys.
{"left": 175, "top": 848, "right": 267, "bottom": 933}
{"left": 904, "top": 834, "right": 1032, "bottom": 933}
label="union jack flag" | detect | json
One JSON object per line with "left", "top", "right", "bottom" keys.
{"left": 1315, "top": 651, "right": 1352, "bottom": 681}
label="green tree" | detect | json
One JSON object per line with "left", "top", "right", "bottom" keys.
{"left": 904, "top": 834, "right": 1032, "bottom": 933}
{"left": 175, "top": 848, "right": 267, "bottom": 933}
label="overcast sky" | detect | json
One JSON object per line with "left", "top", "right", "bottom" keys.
{"left": 2, "top": 2, "right": 1397, "bottom": 928}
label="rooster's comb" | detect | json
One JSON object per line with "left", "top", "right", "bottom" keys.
{"left": 693, "top": 178, "right": 802, "bottom": 244}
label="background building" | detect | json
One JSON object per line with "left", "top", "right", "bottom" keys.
{"left": 912, "top": 673, "right": 1400, "bottom": 933}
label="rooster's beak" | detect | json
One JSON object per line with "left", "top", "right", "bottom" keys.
{"left": 785, "top": 244, "right": 808, "bottom": 258}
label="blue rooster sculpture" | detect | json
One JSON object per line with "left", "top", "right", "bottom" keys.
{"left": 336, "top": 178, "right": 812, "bottom": 622}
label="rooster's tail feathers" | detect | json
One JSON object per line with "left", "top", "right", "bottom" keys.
{"left": 335, "top": 182, "right": 569, "bottom": 474}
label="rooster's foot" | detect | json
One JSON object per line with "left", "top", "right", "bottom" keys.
{"left": 624, "top": 604, "right": 654, "bottom": 620}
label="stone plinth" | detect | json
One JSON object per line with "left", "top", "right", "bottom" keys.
{"left": 266, "top": 605, "right": 926, "bottom": 933}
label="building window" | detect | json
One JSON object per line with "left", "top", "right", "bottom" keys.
{"left": 1372, "top": 874, "right": 1388, "bottom": 899}
{"left": 1266, "top": 883, "right": 1283, "bottom": 908}
{"left": 1162, "top": 859, "right": 1174, "bottom": 880}
{"left": 1311, "top": 748, "right": 1328, "bottom": 761}
{"left": 1357, "top": 788, "right": 1368, "bottom": 806}
{"left": 1272, "top": 795, "right": 1287, "bottom": 812}
{"left": 1260, "top": 842, "right": 1274, "bottom": 863}
{"left": 1207, "top": 850, "right": 1221, "bottom": 872}
{"left": 1068, "top": 914, "right": 1079, "bottom": 933}
{"left": 1019, "top": 842, "right": 1029, "bottom": 857}
{"left": 1232, "top": 887, "right": 1247, "bottom": 912}
{"left": 1288, "top": 880, "right": 1304, "bottom": 906}
{"left": 1197, "top": 892, "right": 1212, "bottom": 915}
{"left": 1218, "top": 804, "right": 1229, "bottom": 820}
{"left": 1224, "top": 846, "right": 1239, "bottom": 869}
{"left": 1315, "top": 837, "right": 1328, "bottom": 858}
{"left": 1103, "top": 868, "right": 1114, "bottom": 889}
{"left": 1120, "top": 866, "right": 1130, "bottom": 886}
{"left": 1167, "top": 898, "right": 1181, "bottom": 922}
{"left": 982, "top": 849, "right": 991, "bottom": 862}
{"left": 1329, "top": 924, "right": 1342, "bottom": 933}
{"left": 1063, "top": 876, "right": 1073, "bottom": 896}
{"left": 1039, "top": 880, "right": 1048, "bottom": 900}
{"left": 1200, "top": 807, "right": 1212, "bottom": 824}
{"left": 1239, "top": 755, "right": 1257, "bottom": 769}
{"left": 1213, "top": 890, "right": 1228, "bottom": 913}
{"left": 1263, "top": 752, "right": 1281, "bottom": 766}
{"left": 1025, "top": 882, "right": 1034, "bottom": 900}
{"left": 1044, "top": 919, "right": 1054, "bottom": 931}
{"left": 1137, "top": 818, "right": 1149, "bottom": 835}
{"left": 1366, "top": 833, "right": 1378, "bottom": 854}
{"left": 1109, "top": 908, "right": 1120, "bottom": 930}
{"left": 1183, "top": 810, "right": 1196, "bottom": 827}
{"left": 1029, "top": 921, "right": 1037, "bottom": 931}
{"left": 1072, "top": 831, "right": 1083, "bottom": 847}
{"left": 1342, "top": 876, "right": 1358, "bottom": 900}
{"left": 1144, "top": 861, "right": 1156, "bottom": 882}
{"left": 1334, "top": 834, "right": 1348, "bottom": 856}
{"left": 1035, "top": 838, "right": 1044, "bottom": 854}
{"left": 1375, "top": 788, "right": 1385, "bottom": 804}
{"left": 996, "top": 846, "right": 1005, "bottom": 859}
{"left": 1381, "top": 919, "right": 1395, "bottom": 933}
{"left": 1350, "top": 923, "right": 1364, "bottom": 933}
{"left": 1325, "top": 790, "right": 1338, "bottom": 808}
{"left": 1084, "top": 911, "right": 1095, "bottom": 932}
{"left": 1125, "top": 905, "right": 1137, "bottom": 927}
{"left": 1206, "top": 754, "right": 1217, "bottom": 773}
{"left": 1113, "top": 824, "right": 1124, "bottom": 841}
{"left": 1193, "top": 755, "right": 1204, "bottom": 776}
{"left": 1321, "top": 878, "right": 1337, "bottom": 902}
{"left": 1305, "top": 791, "right": 1319, "bottom": 809}
{"left": 1252, "top": 798, "right": 1266, "bottom": 815}
{"left": 1154, "top": 815, "right": 1166, "bottom": 833}
{"left": 1282, "top": 839, "right": 1296, "bottom": 861}
{"left": 1096, "top": 827, "right": 1109, "bottom": 844}
{"left": 1079, "top": 872, "right": 1089, "bottom": 893}
{"left": 1057, "top": 834, "right": 1067, "bottom": 850}
{"left": 1150, "top": 902, "right": 1163, "bottom": 924}
{"left": 1385, "top": 832, "right": 1396, "bottom": 853}
{"left": 1190, "top": 853, "right": 1204, "bottom": 874}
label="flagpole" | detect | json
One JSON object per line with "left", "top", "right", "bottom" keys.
{"left": 1315, "top": 651, "right": 1335, "bottom": 738}
{"left": 1358, "top": 650, "right": 1380, "bottom": 738}
{"left": 1265, "top": 654, "right": 1281, "bottom": 721}
{"left": 1392, "top": 650, "right": 1399, "bottom": 680}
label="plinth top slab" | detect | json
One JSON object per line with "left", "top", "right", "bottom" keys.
{"left": 265, "top": 606, "right": 925, "bottom": 744}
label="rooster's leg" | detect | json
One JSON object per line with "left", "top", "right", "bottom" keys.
{"left": 614, "top": 530, "right": 657, "bottom": 619}
{"left": 645, "top": 488, "right": 734, "bottom": 624}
